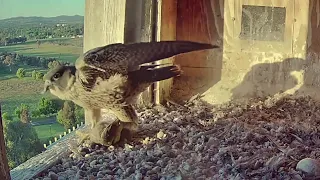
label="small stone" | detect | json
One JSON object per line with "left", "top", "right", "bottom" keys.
{"left": 50, "top": 166, "right": 58, "bottom": 173}
{"left": 85, "top": 154, "right": 91, "bottom": 158}
{"left": 108, "top": 146, "right": 115, "bottom": 151}
{"left": 62, "top": 162, "right": 72, "bottom": 169}
{"left": 125, "top": 167, "right": 135, "bottom": 175}
{"left": 79, "top": 147, "right": 90, "bottom": 154}
{"left": 99, "top": 166, "right": 106, "bottom": 171}
{"left": 89, "top": 167, "right": 99, "bottom": 173}
{"left": 87, "top": 175, "right": 95, "bottom": 180}
{"left": 90, "top": 160, "right": 97, "bottom": 167}
{"left": 182, "top": 162, "right": 190, "bottom": 171}
{"left": 173, "top": 117, "right": 182, "bottom": 124}
{"left": 116, "top": 168, "right": 123, "bottom": 175}
{"left": 48, "top": 171, "right": 59, "bottom": 180}
{"left": 75, "top": 170, "right": 85, "bottom": 179}
{"left": 151, "top": 166, "right": 161, "bottom": 172}
{"left": 135, "top": 172, "right": 143, "bottom": 180}
{"left": 129, "top": 151, "right": 137, "bottom": 158}
{"left": 142, "top": 162, "right": 153, "bottom": 170}
{"left": 104, "top": 169, "right": 113, "bottom": 175}
{"left": 157, "top": 130, "right": 166, "bottom": 139}
{"left": 97, "top": 171, "right": 104, "bottom": 178}
{"left": 296, "top": 158, "right": 320, "bottom": 176}
{"left": 156, "top": 160, "right": 165, "bottom": 168}
{"left": 172, "top": 142, "right": 183, "bottom": 149}
{"left": 57, "top": 176, "right": 66, "bottom": 180}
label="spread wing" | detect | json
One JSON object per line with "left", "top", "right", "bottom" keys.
{"left": 75, "top": 41, "right": 218, "bottom": 90}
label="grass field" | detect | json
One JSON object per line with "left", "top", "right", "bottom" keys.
{"left": 0, "top": 38, "right": 83, "bottom": 63}
{"left": 0, "top": 38, "right": 82, "bottom": 143}
{"left": 0, "top": 38, "right": 83, "bottom": 114}
{"left": 34, "top": 123, "right": 65, "bottom": 143}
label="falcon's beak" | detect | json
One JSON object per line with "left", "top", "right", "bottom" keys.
{"left": 41, "top": 80, "right": 52, "bottom": 94}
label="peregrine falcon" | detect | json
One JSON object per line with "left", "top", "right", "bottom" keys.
{"left": 41, "top": 40, "right": 219, "bottom": 145}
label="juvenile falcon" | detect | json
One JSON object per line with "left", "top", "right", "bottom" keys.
{"left": 41, "top": 40, "right": 219, "bottom": 145}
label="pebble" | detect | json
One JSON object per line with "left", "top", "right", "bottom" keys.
{"left": 48, "top": 171, "right": 59, "bottom": 180}
{"left": 90, "top": 160, "right": 97, "bottom": 167}
{"left": 96, "top": 171, "right": 104, "bottom": 178}
{"left": 34, "top": 98, "right": 316, "bottom": 180}
{"left": 135, "top": 172, "right": 143, "bottom": 180}
{"left": 296, "top": 158, "right": 320, "bottom": 176}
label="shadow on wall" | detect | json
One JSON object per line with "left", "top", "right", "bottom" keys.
{"left": 171, "top": 0, "right": 224, "bottom": 102}
{"left": 231, "top": 56, "right": 320, "bottom": 101}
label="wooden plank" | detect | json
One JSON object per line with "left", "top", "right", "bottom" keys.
{"left": 83, "top": 0, "right": 127, "bottom": 52}
{"left": 10, "top": 125, "right": 85, "bottom": 180}
{"left": 293, "top": 0, "right": 309, "bottom": 58}
{"left": 136, "top": 0, "right": 157, "bottom": 106}
{"left": 154, "top": 0, "right": 178, "bottom": 104}
{"left": 170, "top": 0, "right": 223, "bottom": 102}
{"left": 223, "top": 0, "right": 236, "bottom": 50}
{"left": 307, "top": 0, "right": 320, "bottom": 52}
{"left": 0, "top": 105, "right": 10, "bottom": 180}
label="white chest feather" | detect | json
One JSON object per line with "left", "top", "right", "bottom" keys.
{"left": 65, "top": 74, "right": 128, "bottom": 108}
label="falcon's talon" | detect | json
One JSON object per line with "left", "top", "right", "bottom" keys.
{"left": 42, "top": 40, "right": 218, "bottom": 146}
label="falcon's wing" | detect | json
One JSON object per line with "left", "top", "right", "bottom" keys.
{"left": 75, "top": 41, "right": 218, "bottom": 90}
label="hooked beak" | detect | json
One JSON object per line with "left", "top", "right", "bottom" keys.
{"left": 41, "top": 80, "right": 52, "bottom": 94}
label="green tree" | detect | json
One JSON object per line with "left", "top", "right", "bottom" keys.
{"left": 3, "top": 120, "right": 43, "bottom": 169}
{"left": 37, "top": 39, "right": 41, "bottom": 48}
{"left": 37, "top": 97, "right": 60, "bottom": 116}
{"left": 31, "top": 70, "right": 37, "bottom": 79}
{"left": 35, "top": 71, "right": 44, "bottom": 80}
{"left": 31, "top": 110, "right": 41, "bottom": 118}
{"left": 20, "top": 106, "right": 30, "bottom": 124}
{"left": 14, "top": 104, "right": 29, "bottom": 119}
{"left": 2, "top": 112, "right": 11, "bottom": 121}
{"left": 57, "top": 101, "right": 76, "bottom": 129}
{"left": 3, "top": 55, "right": 15, "bottom": 72}
{"left": 16, "top": 68, "right": 26, "bottom": 79}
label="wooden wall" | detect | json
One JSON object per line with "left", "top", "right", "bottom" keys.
{"left": 297, "top": 0, "right": 320, "bottom": 99}
{"left": 170, "top": 0, "right": 223, "bottom": 103}
{"left": 163, "top": 0, "right": 312, "bottom": 104}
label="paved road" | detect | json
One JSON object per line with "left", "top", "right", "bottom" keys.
{"left": 30, "top": 118, "right": 57, "bottom": 126}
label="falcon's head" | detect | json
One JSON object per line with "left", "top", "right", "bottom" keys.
{"left": 41, "top": 65, "right": 77, "bottom": 97}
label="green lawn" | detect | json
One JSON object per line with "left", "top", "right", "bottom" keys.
{"left": 34, "top": 123, "right": 66, "bottom": 143}
{"left": 0, "top": 76, "right": 55, "bottom": 115}
{"left": 0, "top": 38, "right": 83, "bottom": 115}
{"left": 0, "top": 38, "right": 83, "bottom": 63}
{"left": 0, "top": 38, "right": 83, "bottom": 142}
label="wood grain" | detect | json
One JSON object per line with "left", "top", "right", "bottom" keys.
{"left": 154, "top": 0, "right": 178, "bottom": 104}
{"left": 0, "top": 104, "right": 10, "bottom": 180}
{"left": 170, "top": 0, "right": 223, "bottom": 102}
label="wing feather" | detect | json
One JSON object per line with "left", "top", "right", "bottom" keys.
{"left": 76, "top": 41, "right": 219, "bottom": 91}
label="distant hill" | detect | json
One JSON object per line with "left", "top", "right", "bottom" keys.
{"left": 0, "top": 15, "right": 84, "bottom": 28}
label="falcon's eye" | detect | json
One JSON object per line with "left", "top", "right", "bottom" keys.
{"left": 53, "top": 73, "right": 61, "bottom": 80}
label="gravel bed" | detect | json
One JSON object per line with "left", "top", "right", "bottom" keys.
{"left": 33, "top": 94, "right": 320, "bottom": 180}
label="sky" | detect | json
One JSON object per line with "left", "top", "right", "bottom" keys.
{"left": 0, "top": 0, "right": 85, "bottom": 19}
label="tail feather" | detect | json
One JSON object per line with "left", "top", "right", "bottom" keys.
{"left": 127, "top": 41, "right": 219, "bottom": 66}
{"left": 129, "top": 65, "right": 182, "bottom": 83}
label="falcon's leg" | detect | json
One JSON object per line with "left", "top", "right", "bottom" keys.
{"left": 97, "top": 105, "right": 138, "bottom": 144}
{"left": 84, "top": 108, "right": 102, "bottom": 128}
{"left": 77, "top": 106, "right": 138, "bottom": 146}
{"left": 76, "top": 108, "right": 102, "bottom": 146}
{"left": 112, "top": 105, "right": 138, "bottom": 131}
